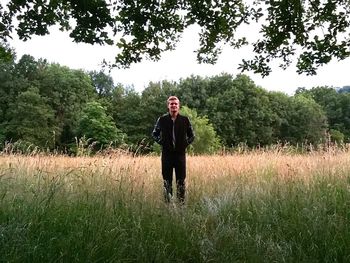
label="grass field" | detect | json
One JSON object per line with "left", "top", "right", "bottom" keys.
{"left": 1, "top": 149, "right": 350, "bottom": 262}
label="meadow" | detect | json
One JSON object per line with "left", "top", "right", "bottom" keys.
{"left": 1, "top": 147, "right": 350, "bottom": 262}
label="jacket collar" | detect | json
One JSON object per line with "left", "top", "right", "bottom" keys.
{"left": 167, "top": 112, "right": 181, "bottom": 120}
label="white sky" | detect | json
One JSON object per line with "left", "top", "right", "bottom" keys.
{"left": 9, "top": 25, "right": 350, "bottom": 95}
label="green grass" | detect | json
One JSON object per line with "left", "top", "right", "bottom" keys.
{"left": 1, "top": 154, "right": 350, "bottom": 262}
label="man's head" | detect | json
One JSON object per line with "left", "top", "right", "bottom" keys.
{"left": 167, "top": 96, "right": 180, "bottom": 116}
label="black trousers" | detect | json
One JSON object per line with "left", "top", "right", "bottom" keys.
{"left": 161, "top": 152, "right": 186, "bottom": 203}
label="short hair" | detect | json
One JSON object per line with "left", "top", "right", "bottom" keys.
{"left": 167, "top": 96, "right": 180, "bottom": 105}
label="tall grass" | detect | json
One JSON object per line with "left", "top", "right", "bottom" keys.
{"left": 1, "top": 148, "right": 350, "bottom": 262}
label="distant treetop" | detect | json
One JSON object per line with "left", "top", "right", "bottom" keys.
{"left": 337, "top": 86, "right": 350, "bottom": 93}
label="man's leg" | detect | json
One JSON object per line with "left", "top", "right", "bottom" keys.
{"left": 174, "top": 154, "right": 186, "bottom": 204}
{"left": 161, "top": 153, "right": 174, "bottom": 202}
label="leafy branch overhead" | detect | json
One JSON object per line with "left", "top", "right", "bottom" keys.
{"left": 1, "top": 0, "right": 350, "bottom": 76}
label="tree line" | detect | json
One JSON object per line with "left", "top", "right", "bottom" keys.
{"left": 0, "top": 53, "right": 349, "bottom": 155}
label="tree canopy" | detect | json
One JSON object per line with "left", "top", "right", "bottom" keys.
{"left": 180, "top": 106, "right": 220, "bottom": 154}
{"left": 1, "top": 0, "right": 350, "bottom": 76}
{"left": 1, "top": 52, "right": 350, "bottom": 153}
{"left": 77, "top": 101, "right": 126, "bottom": 150}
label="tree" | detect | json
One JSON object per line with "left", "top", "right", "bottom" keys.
{"left": 0, "top": 54, "right": 15, "bottom": 123}
{"left": 337, "top": 93, "right": 350, "bottom": 141}
{"left": 180, "top": 106, "right": 220, "bottom": 154}
{"left": 286, "top": 95, "right": 328, "bottom": 144}
{"left": 89, "top": 70, "right": 116, "bottom": 117}
{"left": 14, "top": 54, "right": 47, "bottom": 82}
{"left": 329, "top": 129, "right": 345, "bottom": 144}
{"left": 89, "top": 70, "right": 114, "bottom": 97}
{"left": 77, "top": 101, "right": 126, "bottom": 150}
{"left": 110, "top": 85, "right": 145, "bottom": 147}
{"left": 206, "top": 74, "right": 275, "bottom": 147}
{"left": 296, "top": 86, "right": 350, "bottom": 142}
{"left": 177, "top": 73, "right": 236, "bottom": 115}
{"left": 6, "top": 87, "right": 55, "bottom": 148}
{"left": 38, "top": 64, "right": 96, "bottom": 147}
{"left": 266, "top": 91, "right": 294, "bottom": 143}
{"left": 177, "top": 75, "right": 210, "bottom": 113}
{"left": 2, "top": 1, "right": 350, "bottom": 76}
{"left": 0, "top": 42, "right": 14, "bottom": 62}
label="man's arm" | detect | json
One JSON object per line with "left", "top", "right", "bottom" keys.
{"left": 186, "top": 118, "right": 195, "bottom": 144}
{"left": 152, "top": 118, "right": 162, "bottom": 145}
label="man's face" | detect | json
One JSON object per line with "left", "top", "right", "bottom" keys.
{"left": 168, "top": 99, "right": 180, "bottom": 115}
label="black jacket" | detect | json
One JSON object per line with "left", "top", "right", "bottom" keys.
{"left": 152, "top": 113, "right": 195, "bottom": 154}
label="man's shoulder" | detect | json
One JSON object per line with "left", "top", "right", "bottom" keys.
{"left": 158, "top": 113, "right": 170, "bottom": 122}
{"left": 159, "top": 113, "right": 170, "bottom": 119}
{"left": 178, "top": 114, "right": 190, "bottom": 121}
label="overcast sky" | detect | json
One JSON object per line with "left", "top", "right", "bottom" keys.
{"left": 9, "top": 25, "right": 350, "bottom": 95}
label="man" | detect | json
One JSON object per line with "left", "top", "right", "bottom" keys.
{"left": 152, "top": 96, "right": 195, "bottom": 204}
